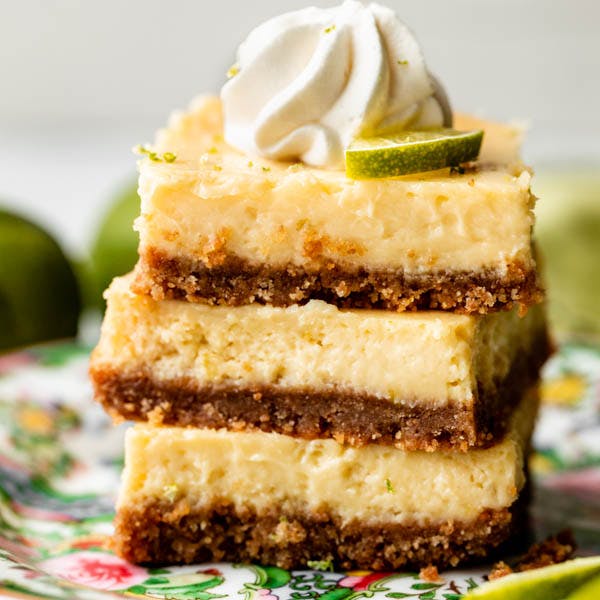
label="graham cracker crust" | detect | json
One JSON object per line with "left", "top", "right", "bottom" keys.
{"left": 113, "top": 498, "right": 527, "bottom": 570}
{"left": 90, "top": 332, "right": 549, "bottom": 451}
{"left": 133, "top": 248, "right": 543, "bottom": 313}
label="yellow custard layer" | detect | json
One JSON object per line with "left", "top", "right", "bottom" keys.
{"left": 93, "top": 275, "right": 545, "bottom": 408}
{"left": 135, "top": 96, "right": 536, "bottom": 275}
{"left": 119, "top": 386, "right": 536, "bottom": 526}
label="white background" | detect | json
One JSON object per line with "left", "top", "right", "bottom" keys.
{"left": 1, "top": 0, "right": 599, "bottom": 256}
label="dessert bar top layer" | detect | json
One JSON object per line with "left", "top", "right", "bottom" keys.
{"left": 94, "top": 275, "right": 545, "bottom": 409}
{"left": 119, "top": 387, "right": 536, "bottom": 528}
{"left": 135, "top": 96, "right": 536, "bottom": 277}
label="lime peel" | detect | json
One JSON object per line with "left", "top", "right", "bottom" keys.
{"left": 464, "top": 556, "right": 600, "bottom": 600}
{"left": 565, "top": 572, "right": 600, "bottom": 599}
{"left": 345, "top": 128, "right": 483, "bottom": 179}
{"left": 0, "top": 210, "right": 80, "bottom": 350}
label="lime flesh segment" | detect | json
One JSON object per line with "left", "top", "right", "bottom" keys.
{"left": 566, "top": 573, "right": 600, "bottom": 599}
{"left": 346, "top": 129, "right": 483, "bottom": 179}
{"left": 464, "top": 556, "right": 600, "bottom": 600}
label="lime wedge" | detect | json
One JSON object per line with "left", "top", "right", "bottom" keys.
{"left": 0, "top": 209, "right": 80, "bottom": 351}
{"left": 464, "top": 556, "right": 600, "bottom": 600}
{"left": 566, "top": 573, "right": 600, "bottom": 599}
{"left": 346, "top": 129, "right": 483, "bottom": 179}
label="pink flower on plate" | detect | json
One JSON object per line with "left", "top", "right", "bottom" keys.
{"left": 255, "top": 587, "right": 279, "bottom": 600}
{"left": 39, "top": 551, "right": 148, "bottom": 591}
{"left": 545, "top": 468, "right": 600, "bottom": 496}
{"left": 0, "top": 351, "right": 35, "bottom": 374}
{"left": 338, "top": 572, "right": 394, "bottom": 591}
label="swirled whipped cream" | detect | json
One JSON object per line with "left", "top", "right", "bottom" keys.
{"left": 221, "top": 1, "right": 451, "bottom": 169}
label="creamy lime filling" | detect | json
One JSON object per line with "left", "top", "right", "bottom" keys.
{"left": 139, "top": 98, "right": 534, "bottom": 274}
{"left": 119, "top": 388, "right": 535, "bottom": 526}
{"left": 95, "top": 276, "right": 542, "bottom": 407}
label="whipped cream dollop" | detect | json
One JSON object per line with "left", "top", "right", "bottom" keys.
{"left": 221, "top": 1, "right": 452, "bottom": 169}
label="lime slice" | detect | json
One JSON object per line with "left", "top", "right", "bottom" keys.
{"left": 566, "top": 573, "right": 600, "bottom": 599}
{"left": 464, "top": 556, "right": 600, "bottom": 600}
{"left": 89, "top": 180, "right": 140, "bottom": 307}
{"left": 0, "top": 209, "right": 80, "bottom": 351}
{"left": 346, "top": 129, "right": 483, "bottom": 179}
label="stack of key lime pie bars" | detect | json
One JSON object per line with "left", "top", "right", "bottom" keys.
{"left": 91, "top": 1, "right": 550, "bottom": 570}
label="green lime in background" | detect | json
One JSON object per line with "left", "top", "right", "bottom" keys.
{"left": 346, "top": 129, "right": 483, "bottom": 179}
{"left": 0, "top": 209, "right": 80, "bottom": 352}
{"left": 88, "top": 181, "right": 140, "bottom": 308}
{"left": 534, "top": 168, "right": 600, "bottom": 341}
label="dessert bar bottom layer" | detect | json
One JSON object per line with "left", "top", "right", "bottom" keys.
{"left": 114, "top": 498, "right": 525, "bottom": 570}
{"left": 134, "top": 249, "right": 542, "bottom": 313}
{"left": 113, "top": 388, "right": 536, "bottom": 569}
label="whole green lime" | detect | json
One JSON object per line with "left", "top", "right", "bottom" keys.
{"left": 534, "top": 169, "right": 600, "bottom": 341}
{"left": 88, "top": 181, "right": 140, "bottom": 307}
{"left": 0, "top": 209, "right": 80, "bottom": 352}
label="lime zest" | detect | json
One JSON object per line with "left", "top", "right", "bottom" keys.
{"left": 162, "top": 484, "right": 178, "bottom": 502}
{"left": 306, "top": 558, "right": 334, "bottom": 572}
{"left": 346, "top": 128, "right": 483, "bottom": 179}
{"left": 227, "top": 63, "right": 240, "bottom": 79}
{"left": 134, "top": 144, "right": 177, "bottom": 164}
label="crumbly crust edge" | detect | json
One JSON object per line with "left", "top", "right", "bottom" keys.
{"left": 133, "top": 248, "right": 543, "bottom": 314}
{"left": 113, "top": 496, "right": 528, "bottom": 570}
{"left": 90, "top": 328, "right": 549, "bottom": 451}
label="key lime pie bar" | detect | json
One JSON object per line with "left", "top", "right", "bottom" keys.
{"left": 92, "top": 274, "right": 548, "bottom": 451}
{"left": 133, "top": 97, "right": 541, "bottom": 313}
{"left": 131, "top": 2, "right": 541, "bottom": 315}
{"left": 92, "top": 0, "right": 549, "bottom": 570}
{"left": 114, "top": 387, "right": 538, "bottom": 569}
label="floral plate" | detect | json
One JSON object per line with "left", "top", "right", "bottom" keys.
{"left": 0, "top": 342, "right": 599, "bottom": 600}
